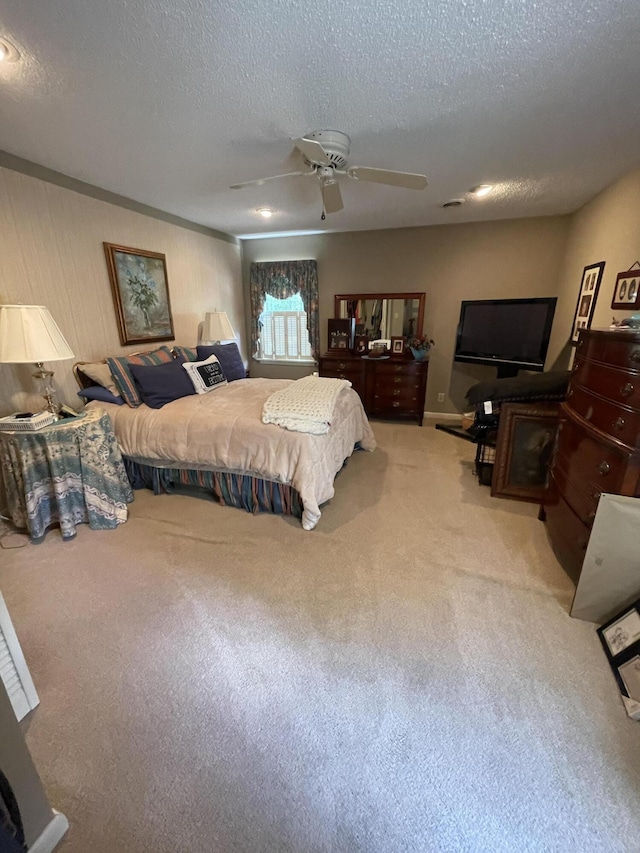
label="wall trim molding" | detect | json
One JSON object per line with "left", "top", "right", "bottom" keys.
{"left": 0, "top": 150, "right": 237, "bottom": 245}
{"left": 28, "top": 811, "right": 69, "bottom": 853}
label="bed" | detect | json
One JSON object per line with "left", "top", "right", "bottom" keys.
{"left": 83, "top": 376, "right": 376, "bottom": 530}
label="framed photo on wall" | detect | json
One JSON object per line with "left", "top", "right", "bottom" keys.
{"left": 571, "top": 261, "right": 604, "bottom": 344}
{"left": 103, "top": 243, "right": 175, "bottom": 346}
{"left": 491, "top": 402, "right": 561, "bottom": 503}
{"left": 611, "top": 268, "right": 640, "bottom": 310}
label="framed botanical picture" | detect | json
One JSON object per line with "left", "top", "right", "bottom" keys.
{"left": 491, "top": 402, "right": 561, "bottom": 503}
{"left": 391, "top": 336, "right": 405, "bottom": 355}
{"left": 103, "top": 243, "right": 175, "bottom": 346}
{"left": 327, "top": 318, "right": 355, "bottom": 352}
{"left": 611, "top": 269, "right": 640, "bottom": 310}
{"left": 571, "top": 262, "right": 604, "bottom": 344}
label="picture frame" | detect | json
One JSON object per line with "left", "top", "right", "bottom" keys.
{"left": 391, "top": 336, "right": 405, "bottom": 355}
{"left": 353, "top": 334, "right": 368, "bottom": 355}
{"left": 611, "top": 268, "right": 640, "bottom": 310}
{"left": 571, "top": 262, "right": 604, "bottom": 344}
{"left": 491, "top": 402, "right": 560, "bottom": 503}
{"left": 103, "top": 243, "right": 175, "bottom": 346}
{"left": 327, "top": 318, "right": 355, "bottom": 352}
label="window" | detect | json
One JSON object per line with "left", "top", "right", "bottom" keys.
{"left": 257, "top": 293, "right": 313, "bottom": 362}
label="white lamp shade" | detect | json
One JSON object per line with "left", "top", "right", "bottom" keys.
{"left": 201, "top": 311, "right": 235, "bottom": 342}
{"left": 0, "top": 304, "right": 75, "bottom": 363}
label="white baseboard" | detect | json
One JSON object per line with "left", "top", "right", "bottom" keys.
{"left": 424, "top": 411, "right": 462, "bottom": 421}
{"left": 29, "top": 811, "right": 69, "bottom": 853}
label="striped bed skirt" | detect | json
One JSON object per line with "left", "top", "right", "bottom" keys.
{"left": 123, "top": 458, "right": 303, "bottom": 518}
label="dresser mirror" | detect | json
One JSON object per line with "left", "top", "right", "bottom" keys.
{"left": 334, "top": 292, "right": 425, "bottom": 341}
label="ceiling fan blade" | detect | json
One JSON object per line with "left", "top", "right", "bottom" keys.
{"left": 230, "top": 169, "right": 314, "bottom": 189}
{"left": 292, "top": 137, "right": 331, "bottom": 165}
{"left": 347, "top": 166, "right": 428, "bottom": 190}
{"left": 321, "top": 178, "right": 344, "bottom": 214}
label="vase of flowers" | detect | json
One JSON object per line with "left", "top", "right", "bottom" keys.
{"left": 408, "top": 336, "right": 434, "bottom": 361}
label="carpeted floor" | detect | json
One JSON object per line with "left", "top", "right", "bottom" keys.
{"left": 2, "top": 421, "right": 640, "bottom": 852}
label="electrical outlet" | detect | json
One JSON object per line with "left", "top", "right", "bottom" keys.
{"left": 437, "top": 392, "right": 445, "bottom": 403}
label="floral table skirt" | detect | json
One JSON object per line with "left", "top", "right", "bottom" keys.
{"left": 0, "top": 409, "right": 134, "bottom": 543}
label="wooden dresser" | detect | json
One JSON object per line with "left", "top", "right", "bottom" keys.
{"left": 542, "top": 328, "right": 640, "bottom": 582}
{"left": 318, "top": 354, "right": 428, "bottom": 425}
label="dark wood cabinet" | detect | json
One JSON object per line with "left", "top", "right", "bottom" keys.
{"left": 318, "top": 354, "right": 428, "bottom": 425}
{"left": 542, "top": 328, "right": 640, "bottom": 583}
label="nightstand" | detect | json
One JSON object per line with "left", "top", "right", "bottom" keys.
{"left": 0, "top": 408, "right": 133, "bottom": 543}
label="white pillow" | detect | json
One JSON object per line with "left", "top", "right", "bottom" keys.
{"left": 79, "top": 362, "right": 122, "bottom": 397}
{"left": 182, "top": 354, "right": 228, "bottom": 394}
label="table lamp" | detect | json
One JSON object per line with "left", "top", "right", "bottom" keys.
{"left": 0, "top": 304, "right": 75, "bottom": 413}
{"left": 198, "top": 311, "right": 235, "bottom": 345}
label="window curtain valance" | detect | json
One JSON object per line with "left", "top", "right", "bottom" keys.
{"left": 249, "top": 260, "right": 319, "bottom": 360}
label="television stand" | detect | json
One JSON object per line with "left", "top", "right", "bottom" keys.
{"left": 495, "top": 364, "right": 521, "bottom": 379}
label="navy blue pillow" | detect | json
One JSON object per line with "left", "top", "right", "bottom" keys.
{"left": 77, "top": 386, "right": 125, "bottom": 406}
{"left": 128, "top": 357, "right": 196, "bottom": 408}
{"left": 196, "top": 343, "right": 245, "bottom": 382}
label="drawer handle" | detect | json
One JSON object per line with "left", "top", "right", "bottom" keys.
{"left": 392, "top": 402, "right": 400, "bottom": 408}
{"left": 393, "top": 389, "right": 401, "bottom": 396}
{"left": 598, "top": 461, "right": 610, "bottom": 475}
{"left": 631, "top": 350, "right": 640, "bottom": 364}
{"left": 592, "top": 491, "right": 602, "bottom": 501}
{"left": 621, "top": 382, "right": 634, "bottom": 397}
{"left": 338, "top": 363, "right": 347, "bottom": 369}
{"left": 613, "top": 417, "right": 625, "bottom": 431}
{"left": 394, "top": 377, "right": 402, "bottom": 384}
{"left": 587, "top": 510, "right": 596, "bottom": 521}
{"left": 572, "top": 361, "right": 580, "bottom": 373}
{"left": 394, "top": 366, "right": 403, "bottom": 372}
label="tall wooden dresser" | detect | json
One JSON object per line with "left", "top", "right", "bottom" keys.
{"left": 318, "top": 354, "right": 428, "bottom": 425}
{"left": 542, "top": 328, "right": 640, "bottom": 582}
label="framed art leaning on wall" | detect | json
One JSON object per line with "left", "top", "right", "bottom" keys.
{"left": 103, "top": 243, "right": 175, "bottom": 346}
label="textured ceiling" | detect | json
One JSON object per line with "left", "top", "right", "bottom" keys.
{"left": 1, "top": 0, "right": 639, "bottom": 238}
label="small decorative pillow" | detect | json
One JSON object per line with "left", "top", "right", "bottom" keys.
{"left": 172, "top": 345, "right": 198, "bottom": 362}
{"left": 78, "top": 362, "right": 122, "bottom": 398}
{"left": 128, "top": 357, "right": 196, "bottom": 409}
{"left": 77, "top": 386, "right": 125, "bottom": 406}
{"left": 182, "top": 354, "right": 228, "bottom": 394}
{"left": 107, "top": 346, "right": 174, "bottom": 407}
{"left": 196, "top": 343, "right": 245, "bottom": 382}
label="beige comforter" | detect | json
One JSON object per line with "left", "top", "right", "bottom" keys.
{"left": 88, "top": 377, "right": 376, "bottom": 530}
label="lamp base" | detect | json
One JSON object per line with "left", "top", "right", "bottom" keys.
{"left": 33, "top": 363, "right": 59, "bottom": 414}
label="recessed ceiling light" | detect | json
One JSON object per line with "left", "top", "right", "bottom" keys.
{"left": 256, "top": 208, "right": 274, "bottom": 218}
{"left": 0, "top": 38, "right": 20, "bottom": 63}
{"left": 470, "top": 184, "right": 493, "bottom": 198}
{"left": 442, "top": 198, "right": 465, "bottom": 208}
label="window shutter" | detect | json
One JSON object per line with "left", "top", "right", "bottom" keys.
{"left": 0, "top": 593, "right": 39, "bottom": 721}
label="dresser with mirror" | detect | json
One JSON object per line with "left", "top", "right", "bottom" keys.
{"left": 319, "top": 292, "right": 428, "bottom": 425}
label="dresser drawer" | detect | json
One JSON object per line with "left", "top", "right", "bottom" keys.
{"left": 543, "top": 483, "right": 590, "bottom": 584}
{"left": 572, "top": 358, "right": 640, "bottom": 410}
{"left": 372, "top": 360, "right": 425, "bottom": 377}
{"left": 552, "top": 457, "right": 602, "bottom": 526}
{"left": 555, "top": 412, "right": 632, "bottom": 493}
{"left": 370, "top": 399, "right": 422, "bottom": 417}
{"left": 577, "top": 333, "right": 640, "bottom": 371}
{"left": 567, "top": 384, "right": 640, "bottom": 447}
{"left": 373, "top": 386, "right": 422, "bottom": 407}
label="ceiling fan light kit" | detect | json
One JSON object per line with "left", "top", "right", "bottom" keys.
{"left": 230, "top": 129, "right": 428, "bottom": 218}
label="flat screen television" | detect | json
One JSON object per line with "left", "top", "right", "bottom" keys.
{"left": 454, "top": 297, "right": 557, "bottom": 378}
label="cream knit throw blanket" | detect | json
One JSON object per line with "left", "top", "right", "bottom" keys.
{"left": 262, "top": 375, "right": 352, "bottom": 435}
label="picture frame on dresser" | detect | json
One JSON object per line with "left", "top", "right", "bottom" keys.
{"left": 391, "top": 337, "right": 405, "bottom": 355}
{"left": 571, "top": 261, "right": 605, "bottom": 344}
{"left": 491, "top": 403, "right": 560, "bottom": 503}
{"left": 611, "top": 268, "right": 640, "bottom": 310}
{"left": 327, "top": 318, "right": 355, "bottom": 352}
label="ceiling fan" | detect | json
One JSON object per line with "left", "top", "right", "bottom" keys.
{"left": 229, "top": 130, "right": 428, "bottom": 218}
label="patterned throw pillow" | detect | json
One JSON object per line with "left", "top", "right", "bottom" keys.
{"left": 106, "top": 346, "right": 174, "bottom": 407}
{"left": 172, "top": 345, "right": 198, "bottom": 362}
{"left": 182, "top": 355, "right": 228, "bottom": 394}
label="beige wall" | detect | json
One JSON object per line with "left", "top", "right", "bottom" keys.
{"left": 547, "top": 167, "right": 640, "bottom": 371}
{"left": 243, "top": 216, "right": 570, "bottom": 412}
{"left": 0, "top": 166, "right": 243, "bottom": 415}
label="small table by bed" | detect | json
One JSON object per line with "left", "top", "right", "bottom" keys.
{"left": 0, "top": 409, "right": 133, "bottom": 543}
